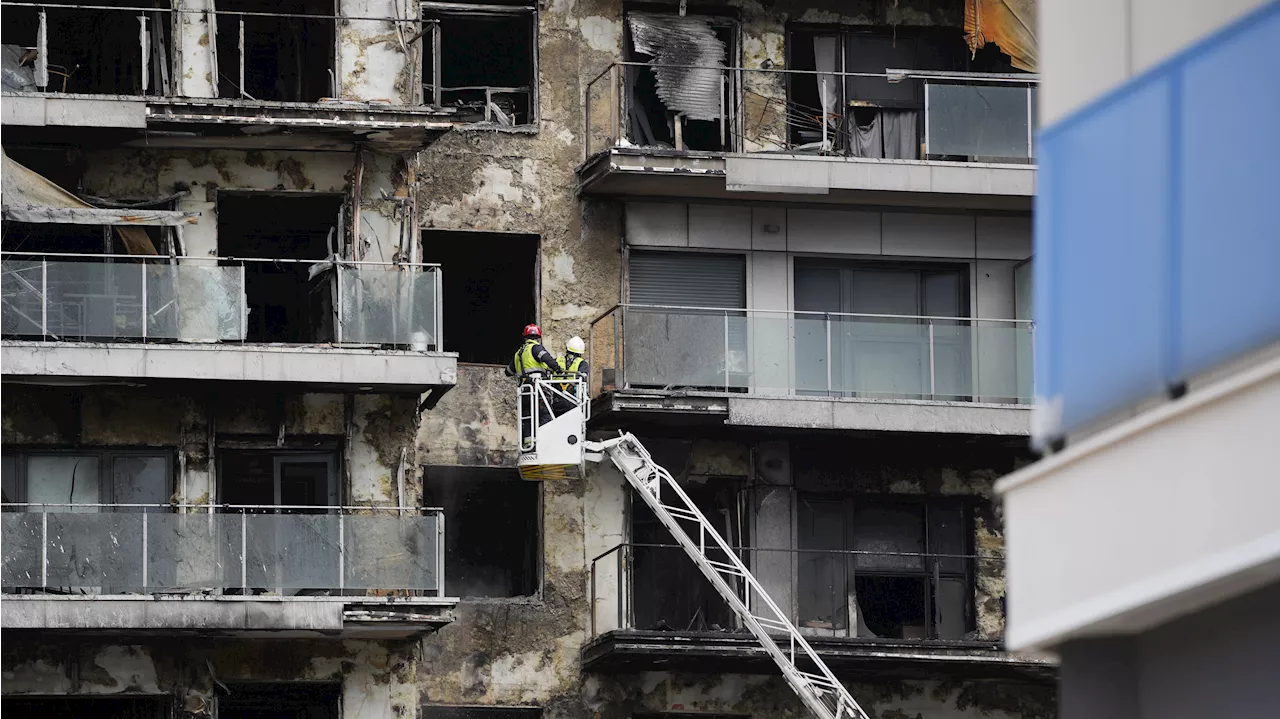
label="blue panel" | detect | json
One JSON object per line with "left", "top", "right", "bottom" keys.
{"left": 1178, "top": 8, "right": 1280, "bottom": 379}
{"left": 1047, "top": 77, "right": 1173, "bottom": 432}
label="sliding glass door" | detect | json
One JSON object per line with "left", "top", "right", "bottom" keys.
{"left": 794, "top": 260, "right": 969, "bottom": 399}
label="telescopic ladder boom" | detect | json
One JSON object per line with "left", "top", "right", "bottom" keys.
{"left": 584, "top": 433, "right": 872, "bottom": 719}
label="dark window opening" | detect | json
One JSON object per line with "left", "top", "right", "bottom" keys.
{"left": 423, "top": 706, "right": 542, "bottom": 719}
{"left": 218, "top": 450, "right": 339, "bottom": 510}
{"left": 219, "top": 682, "right": 341, "bottom": 719}
{"left": 631, "top": 471, "right": 744, "bottom": 631}
{"left": 216, "top": 193, "right": 342, "bottom": 343}
{"left": 1, "top": 0, "right": 172, "bottom": 96}
{"left": 423, "top": 466, "right": 539, "bottom": 597}
{"left": 784, "top": 25, "right": 970, "bottom": 157}
{"left": 423, "top": 8, "right": 535, "bottom": 125}
{"left": 623, "top": 7, "right": 737, "bottom": 151}
{"left": 1, "top": 696, "right": 172, "bottom": 719}
{"left": 796, "top": 496, "right": 973, "bottom": 640}
{"left": 216, "top": 0, "right": 334, "bottom": 102}
{"left": 420, "top": 230, "right": 537, "bottom": 365}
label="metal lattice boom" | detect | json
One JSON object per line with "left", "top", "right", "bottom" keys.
{"left": 585, "top": 433, "right": 871, "bottom": 719}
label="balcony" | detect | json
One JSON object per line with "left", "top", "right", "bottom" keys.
{"left": 587, "top": 305, "right": 1032, "bottom": 436}
{"left": 0, "top": 1, "right": 453, "bottom": 151}
{"left": 0, "top": 253, "right": 456, "bottom": 393}
{"left": 585, "top": 543, "right": 1052, "bottom": 681}
{"left": 0, "top": 503, "right": 452, "bottom": 637}
{"left": 579, "top": 63, "right": 1037, "bottom": 209}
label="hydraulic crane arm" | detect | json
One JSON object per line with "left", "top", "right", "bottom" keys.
{"left": 585, "top": 433, "right": 871, "bottom": 719}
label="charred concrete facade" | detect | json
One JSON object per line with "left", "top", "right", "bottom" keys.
{"left": 4, "top": 1, "right": 1051, "bottom": 719}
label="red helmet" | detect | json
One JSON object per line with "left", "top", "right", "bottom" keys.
{"left": 522, "top": 324, "right": 542, "bottom": 339}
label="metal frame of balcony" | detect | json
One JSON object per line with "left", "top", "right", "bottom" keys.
{"left": 584, "top": 541, "right": 1053, "bottom": 681}
{"left": 578, "top": 62, "right": 1039, "bottom": 205}
{"left": 586, "top": 304, "right": 1033, "bottom": 435}
{"left": 0, "top": 251, "right": 455, "bottom": 391}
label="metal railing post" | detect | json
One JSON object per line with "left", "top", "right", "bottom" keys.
{"left": 338, "top": 512, "right": 345, "bottom": 593}
{"left": 239, "top": 263, "right": 248, "bottom": 341}
{"left": 335, "top": 261, "right": 345, "bottom": 344}
{"left": 825, "top": 314, "right": 832, "bottom": 396}
{"left": 141, "top": 262, "right": 148, "bottom": 340}
{"left": 610, "top": 64, "right": 620, "bottom": 145}
{"left": 138, "top": 15, "right": 148, "bottom": 94}
{"left": 240, "top": 510, "right": 248, "bottom": 590}
{"left": 437, "top": 512, "right": 446, "bottom": 597}
{"left": 40, "top": 259, "right": 48, "bottom": 338}
{"left": 928, "top": 320, "right": 936, "bottom": 398}
{"left": 141, "top": 511, "right": 149, "bottom": 589}
{"left": 40, "top": 511, "right": 48, "bottom": 588}
{"left": 1026, "top": 85, "right": 1035, "bottom": 159}
{"left": 724, "top": 310, "right": 730, "bottom": 391}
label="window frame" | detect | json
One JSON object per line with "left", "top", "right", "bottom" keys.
{"left": 419, "top": 1, "right": 540, "bottom": 125}
{"left": 2, "top": 448, "right": 174, "bottom": 511}
{"left": 793, "top": 493, "right": 975, "bottom": 640}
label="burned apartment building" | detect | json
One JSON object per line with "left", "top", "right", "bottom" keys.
{"left": 3, "top": 0, "right": 1051, "bottom": 718}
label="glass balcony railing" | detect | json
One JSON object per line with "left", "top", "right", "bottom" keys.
{"left": 1, "top": 253, "right": 442, "bottom": 349}
{"left": 585, "top": 63, "right": 1038, "bottom": 163}
{"left": 1, "top": 504, "right": 444, "bottom": 596}
{"left": 590, "top": 543, "right": 1003, "bottom": 641}
{"left": 589, "top": 305, "right": 1033, "bottom": 404}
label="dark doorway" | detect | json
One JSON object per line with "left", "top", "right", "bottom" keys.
{"left": 219, "top": 682, "right": 341, "bottom": 719}
{"left": 216, "top": 0, "right": 335, "bottom": 101}
{"left": 420, "top": 230, "right": 538, "bottom": 364}
{"left": 1, "top": 696, "right": 171, "bottom": 719}
{"left": 217, "top": 193, "right": 342, "bottom": 343}
{"left": 422, "top": 466, "right": 539, "bottom": 597}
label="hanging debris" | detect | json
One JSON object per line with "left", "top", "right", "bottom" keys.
{"left": 627, "top": 12, "right": 727, "bottom": 122}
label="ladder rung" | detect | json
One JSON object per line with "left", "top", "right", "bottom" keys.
{"left": 705, "top": 559, "right": 745, "bottom": 576}
{"left": 662, "top": 506, "right": 702, "bottom": 521}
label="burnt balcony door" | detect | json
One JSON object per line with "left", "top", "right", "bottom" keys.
{"left": 219, "top": 451, "right": 338, "bottom": 595}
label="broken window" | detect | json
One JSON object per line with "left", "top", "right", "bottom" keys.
{"left": 1, "top": 696, "right": 172, "bottom": 719}
{"left": 216, "top": 0, "right": 335, "bottom": 101}
{"left": 216, "top": 192, "right": 342, "bottom": 343}
{"left": 422, "top": 465, "right": 539, "bottom": 598}
{"left": 422, "top": 2, "right": 537, "bottom": 125}
{"left": 1, "top": 0, "right": 172, "bottom": 95}
{"left": 422, "top": 706, "right": 542, "bottom": 719}
{"left": 796, "top": 497, "right": 972, "bottom": 640}
{"left": 631, "top": 467, "right": 745, "bottom": 631}
{"left": 784, "top": 26, "right": 968, "bottom": 157}
{"left": 218, "top": 682, "right": 341, "bottom": 719}
{"left": 1, "top": 449, "right": 172, "bottom": 510}
{"left": 420, "top": 230, "right": 538, "bottom": 365}
{"left": 623, "top": 8, "right": 738, "bottom": 151}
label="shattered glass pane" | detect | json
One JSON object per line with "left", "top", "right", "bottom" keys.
{"left": 146, "top": 264, "right": 245, "bottom": 341}
{"left": 853, "top": 503, "right": 925, "bottom": 572}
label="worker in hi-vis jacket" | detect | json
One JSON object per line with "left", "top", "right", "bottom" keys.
{"left": 506, "top": 324, "right": 563, "bottom": 441}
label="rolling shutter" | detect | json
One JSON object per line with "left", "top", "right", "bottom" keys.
{"left": 628, "top": 251, "right": 745, "bottom": 309}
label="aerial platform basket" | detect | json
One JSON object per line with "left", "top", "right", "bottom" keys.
{"left": 516, "top": 376, "right": 588, "bottom": 481}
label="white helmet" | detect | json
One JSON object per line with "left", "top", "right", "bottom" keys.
{"left": 566, "top": 336, "right": 586, "bottom": 354}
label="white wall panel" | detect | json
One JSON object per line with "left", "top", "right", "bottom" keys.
{"left": 786, "top": 209, "right": 880, "bottom": 254}
{"left": 624, "top": 202, "right": 688, "bottom": 247}
{"left": 881, "top": 213, "right": 975, "bottom": 258}
{"left": 690, "top": 204, "right": 751, "bottom": 250}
